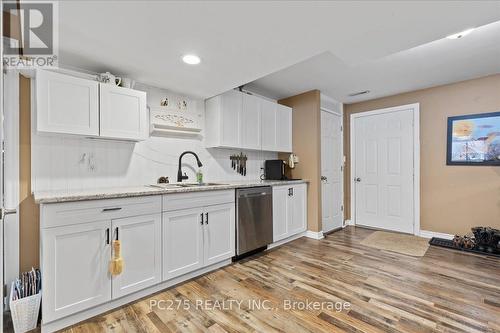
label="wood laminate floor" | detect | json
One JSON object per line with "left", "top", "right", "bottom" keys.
{"left": 52, "top": 227, "right": 500, "bottom": 332}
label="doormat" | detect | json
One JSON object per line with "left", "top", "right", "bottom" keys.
{"left": 429, "top": 237, "right": 500, "bottom": 258}
{"left": 360, "top": 231, "right": 429, "bottom": 257}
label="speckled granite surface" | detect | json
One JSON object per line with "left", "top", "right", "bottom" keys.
{"left": 34, "top": 180, "right": 308, "bottom": 204}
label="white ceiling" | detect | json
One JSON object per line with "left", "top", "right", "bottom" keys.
{"left": 248, "top": 20, "right": 500, "bottom": 103}
{"left": 57, "top": 1, "right": 500, "bottom": 101}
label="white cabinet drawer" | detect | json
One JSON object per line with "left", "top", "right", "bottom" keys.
{"left": 41, "top": 195, "right": 162, "bottom": 228}
{"left": 163, "top": 190, "right": 234, "bottom": 212}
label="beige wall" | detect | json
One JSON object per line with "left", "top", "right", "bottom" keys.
{"left": 279, "top": 90, "right": 322, "bottom": 232}
{"left": 19, "top": 75, "right": 40, "bottom": 271}
{"left": 344, "top": 74, "right": 500, "bottom": 235}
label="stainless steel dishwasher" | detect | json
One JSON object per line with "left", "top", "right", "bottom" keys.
{"left": 235, "top": 186, "right": 273, "bottom": 258}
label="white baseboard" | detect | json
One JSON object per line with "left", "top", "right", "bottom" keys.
{"left": 305, "top": 230, "right": 324, "bottom": 240}
{"left": 419, "top": 230, "right": 454, "bottom": 240}
{"left": 268, "top": 232, "right": 306, "bottom": 249}
{"left": 344, "top": 219, "right": 353, "bottom": 226}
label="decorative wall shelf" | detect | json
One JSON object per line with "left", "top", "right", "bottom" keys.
{"left": 149, "top": 107, "right": 202, "bottom": 137}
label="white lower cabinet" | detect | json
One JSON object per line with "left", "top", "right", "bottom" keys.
{"left": 162, "top": 191, "right": 235, "bottom": 281}
{"left": 272, "top": 183, "right": 307, "bottom": 242}
{"left": 163, "top": 208, "right": 205, "bottom": 280}
{"left": 42, "top": 213, "right": 162, "bottom": 322}
{"left": 272, "top": 186, "right": 289, "bottom": 242}
{"left": 42, "top": 221, "right": 112, "bottom": 323}
{"left": 40, "top": 192, "right": 236, "bottom": 327}
{"left": 288, "top": 184, "right": 307, "bottom": 235}
{"left": 203, "top": 203, "right": 235, "bottom": 266}
{"left": 111, "top": 214, "right": 162, "bottom": 299}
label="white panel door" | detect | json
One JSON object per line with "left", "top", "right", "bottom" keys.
{"left": 288, "top": 184, "right": 307, "bottom": 235}
{"left": 276, "top": 104, "right": 292, "bottom": 152}
{"left": 272, "top": 186, "right": 289, "bottom": 241}
{"left": 111, "top": 214, "right": 161, "bottom": 299}
{"left": 220, "top": 90, "right": 242, "bottom": 147}
{"left": 163, "top": 208, "right": 204, "bottom": 280}
{"left": 354, "top": 109, "right": 414, "bottom": 233}
{"left": 36, "top": 70, "right": 99, "bottom": 136}
{"left": 241, "top": 93, "right": 261, "bottom": 150}
{"left": 99, "top": 84, "right": 147, "bottom": 141}
{"left": 261, "top": 99, "right": 277, "bottom": 151}
{"left": 42, "top": 221, "right": 111, "bottom": 322}
{"left": 203, "top": 203, "right": 235, "bottom": 266}
{"left": 321, "top": 111, "right": 343, "bottom": 232}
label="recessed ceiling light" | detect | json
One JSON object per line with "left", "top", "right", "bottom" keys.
{"left": 182, "top": 54, "right": 201, "bottom": 65}
{"left": 348, "top": 90, "right": 370, "bottom": 97}
{"left": 446, "top": 28, "right": 475, "bottom": 39}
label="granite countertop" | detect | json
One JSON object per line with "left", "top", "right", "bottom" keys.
{"left": 33, "top": 179, "right": 308, "bottom": 204}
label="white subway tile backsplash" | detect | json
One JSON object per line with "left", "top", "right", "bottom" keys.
{"left": 32, "top": 84, "right": 277, "bottom": 192}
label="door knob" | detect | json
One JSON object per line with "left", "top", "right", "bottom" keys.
{"left": 321, "top": 176, "right": 327, "bottom": 181}
{"left": 355, "top": 177, "right": 361, "bottom": 182}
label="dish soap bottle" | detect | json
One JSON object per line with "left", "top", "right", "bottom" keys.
{"left": 196, "top": 169, "right": 203, "bottom": 184}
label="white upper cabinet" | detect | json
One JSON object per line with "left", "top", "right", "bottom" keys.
{"left": 36, "top": 69, "right": 99, "bottom": 136}
{"left": 261, "top": 99, "right": 277, "bottom": 151}
{"left": 100, "top": 84, "right": 147, "bottom": 141}
{"left": 241, "top": 93, "right": 261, "bottom": 150}
{"left": 36, "top": 70, "right": 147, "bottom": 141}
{"left": 276, "top": 104, "right": 293, "bottom": 152}
{"left": 205, "top": 89, "right": 242, "bottom": 148}
{"left": 205, "top": 90, "right": 292, "bottom": 152}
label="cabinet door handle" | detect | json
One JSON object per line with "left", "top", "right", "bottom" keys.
{"left": 103, "top": 207, "right": 122, "bottom": 212}
{"left": 205, "top": 212, "right": 208, "bottom": 224}
{"left": 200, "top": 213, "right": 204, "bottom": 225}
{"left": 106, "top": 228, "right": 110, "bottom": 245}
{"left": 115, "top": 227, "right": 119, "bottom": 240}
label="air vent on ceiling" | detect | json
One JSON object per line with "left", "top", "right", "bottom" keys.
{"left": 348, "top": 90, "right": 370, "bottom": 97}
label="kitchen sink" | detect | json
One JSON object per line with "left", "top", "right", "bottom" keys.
{"left": 147, "top": 184, "right": 184, "bottom": 189}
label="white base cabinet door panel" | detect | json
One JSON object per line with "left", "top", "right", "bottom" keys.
{"left": 272, "top": 186, "right": 289, "bottom": 242}
{"left": 203, "top": 203, "right": 235, "bottom": 266}
{"left": 42, "top": 221, "right": 111, "bottom": 323}
{"left": 163, "top": 208, "right": 204, "bottom": 280}
{"left": 99, "top": 84, "right": 147, "bottom": 141}
{"left": 36, "top": 70, "right": 99, "bottom": 136}
{"left": 288, "top": 184, "right": 307, "bottom": 235}
{"left": 111, "top": 214, "right": 162, "bottom": 299}
{"left": 162, "top": 191, "right": 235, "bottom": 281}
{"left": 272, "top": 184, "right": 307, "bottom": 242}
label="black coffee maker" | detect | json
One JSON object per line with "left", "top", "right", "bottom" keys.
{"left": 264, "top": 160, "right": 286, "bottom": 180}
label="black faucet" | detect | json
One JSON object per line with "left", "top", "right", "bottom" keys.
{"left": 177, "top": 151, "right": 203, "bottom": 182}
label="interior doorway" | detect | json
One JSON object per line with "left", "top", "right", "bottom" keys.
{"left": 321, "top": 108, "right": 344, "bottom": 233}
{"left": 350, "top": 104, "right": 420, "bottom": 234}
